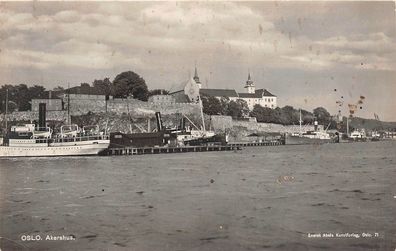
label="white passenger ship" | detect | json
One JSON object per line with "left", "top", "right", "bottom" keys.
{"left": 0, "top": 124, "right": 110, "bottom": 157}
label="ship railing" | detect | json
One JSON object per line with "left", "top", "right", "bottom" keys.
{"left": 32, "top": 127, "right": 52, "bottom": 139}
{"left": 52, "top": 134, "right": 109, "bottom": 143}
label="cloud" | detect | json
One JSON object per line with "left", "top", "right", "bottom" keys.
{"left": 0, "top": 2, "right": 395, "bottom": 120}
{"left": 53, "top": 10, "right": 80, "bottom": 23}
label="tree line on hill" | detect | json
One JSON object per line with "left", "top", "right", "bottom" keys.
{"left": 2, "top": 70, "right": 386, "bottom": 130}
{"left": 201, "top": 94, "right": 334, "bottom": 127}
{"left": 0, "top": 71, "right": 167, "bottom": 113}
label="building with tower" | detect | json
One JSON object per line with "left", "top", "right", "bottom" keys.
{"left": 169, "top": 67, "right": 277, "bottom": 110}
{"left": 236, "top": 72, "right": 277, "bottom": 110}
{"left": 245, "top": 72, "right": 255, "bottom": 94}
{"left": 193, "top": 66, "right": 202, "bottom": 89}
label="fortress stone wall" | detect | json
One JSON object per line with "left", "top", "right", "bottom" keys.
{"left": 106, "top": 98, "right": 200, "bottom": 116}
{"left": 4, "top": 111, "right": 68, "bottom": 122}
{"left": 4, "top": 97, "right": 201, "bottom": 123}
{"left": 211, "top": 115, "right": 315, "bottom": 133}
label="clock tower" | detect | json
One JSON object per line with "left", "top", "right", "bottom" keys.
{"left": 244, "top": 71, "right": 255, "bottom": 94}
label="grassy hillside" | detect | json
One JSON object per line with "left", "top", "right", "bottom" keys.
{"left": 348, "top": 117, "right": 396, "bottom": 131}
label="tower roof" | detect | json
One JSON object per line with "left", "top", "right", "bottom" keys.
{"left": 245, "top": 71, "right": 254, "bottom": 87}
{"left": 193, "top": 65, "right": 201, "bottom": 84}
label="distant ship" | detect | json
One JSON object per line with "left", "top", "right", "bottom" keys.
{"left": 285, "top": 130, "right": 335, "bottom": 145}
{"left": 285, "top": 110, "right": 336, "bottom": 145}
{"left": 0, "top": 103, "right": 109, "bottom": 157}
{"left": 349, "top": 129, "right": 368, "bottom": 142}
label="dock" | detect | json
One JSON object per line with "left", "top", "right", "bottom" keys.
{"left": 102, "top": 145, "right": 242, "bottom": 156}
{"left": 102, "top": 139, "right": 285, "bottom": 156}
{"left": 228, "top": 140, "right": 284, "bottom": 147}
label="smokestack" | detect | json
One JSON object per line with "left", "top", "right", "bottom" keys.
{"left": 155, "top": 112, "right": 163, "bottom": 132}
{"left": 180, "top": 117, "right": 186, "bottom": 130}
{"left": 38, "top": 103, "right": 46, "bottom": 130}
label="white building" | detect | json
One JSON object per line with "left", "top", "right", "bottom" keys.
{"left": 237, "top": 72, "right": 277, "bottom": 110}
{"left": 170, "top": 67, "right": 277, "bottom": 110}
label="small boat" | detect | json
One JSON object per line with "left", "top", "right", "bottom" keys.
{"left": 174, "top": 128, "right": 227, "bottom": 146}
{"left": 349, "top": 129, "right": 367, "bottom": 142}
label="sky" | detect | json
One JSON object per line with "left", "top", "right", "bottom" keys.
{"left": 0, "top": 1, "right": 395, "bottom": 121}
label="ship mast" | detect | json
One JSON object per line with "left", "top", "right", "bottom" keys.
{"left": 346, "top": 116, "right": 349, "bottom": 136}
{"left": 4, "top": 89, "right": 8, "bottom": 133}
{"left": 299, "top": 109, "right": 302, "bottom": 136}
{"left": 67, "top": 83, "right": 71, "bottom": 124}
{"left": 199, "top": 94, "right": 206, "bottom": 132}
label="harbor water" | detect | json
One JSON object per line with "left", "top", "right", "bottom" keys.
{"left": 0, "top": 141, "right": 395, "bottom": 250}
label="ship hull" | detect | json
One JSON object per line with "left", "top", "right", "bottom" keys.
{"left": 285, "top": 135, "right": 334, "bottom": 145}
{"left": 0, "top": 140, "right": 109, "bottom": 157}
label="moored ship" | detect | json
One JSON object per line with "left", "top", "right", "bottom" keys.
{"left": 0, "top": 104, "right": 109, "bottom": 157}
{"left": 285, "top": 131, "right": 335, "bottom": 145}
{"left": 285, "top": 110, "right": 336, "bottom": 145}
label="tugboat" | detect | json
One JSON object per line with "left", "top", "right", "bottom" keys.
{"left": 0, "top": 103, "right": 109, "bottom": 157}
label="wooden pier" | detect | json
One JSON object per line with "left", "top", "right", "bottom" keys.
{"left": 228, "top": 140, "right": 284, "bottom": 147}
{"left": 103, "top": 145, "right": 242, "bottom": 156}
{"left": 102, "top": 139, "right": 285, "bottom": 156}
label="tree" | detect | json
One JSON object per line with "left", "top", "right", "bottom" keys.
{"left": 112, "top": 71, "right": 149, "bottom": 101}
{"left": 280, "top": 105, "right": 299, "bottom": 125}
{"left": 235, "top": 99, "right": 249, "bottom": 117}
{"left": 250, "top": 104, "right": 267, "bottom": 122}
{"left": 148, "top": 89, "right": 169, "bottom": 97}
{"left": 250, "top": 104, "right": 279, "bottom": 123}
{"left": 52, "top": 86, "right": 64, "bottom": 92}
{"left": 16, "top": 84, "right": 30, "bottom": 111}
{"left": 202, "top": 96, "right": 224, "bottom": 115}
{"left": 28, "top": 85, "right": 46, "bottom": 98}
{"left": 218, "top": 97, "right": 230, "bottom": 115}
{"left": 301, "top": 109, "right": 315, "bottom": 124}
{"left": 0, "top": 84, "right": 46, "bottom": 112}
{"left": 250, "top": 105, "right": 315, "bottom": 125}
{"left": 92, "top": 78, "right": 112, "bottom": 95}
{"left": 313, "top": 107, "right": 331, "bottom": 125}
{"left": 226, "top": 100, "right": 246, "bottom": 118}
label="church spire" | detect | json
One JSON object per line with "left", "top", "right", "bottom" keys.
{"left": 194, "top": 65, "right": 199, "bottom": 79}
{"left": 244, "top": 70, "right": 255, "bottom": 93}
{"left": 193, "top": 63, "right": 202, "bottom": 89}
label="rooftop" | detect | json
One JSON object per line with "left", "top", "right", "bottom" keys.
{"left": 66, "top": 84, "right": 109, "bottom": 95}
{"left": 31, "top": 90, "right": 63, "bottom": 99}
{"left": 236, "top": 89, "right": 277, "bottom": 98}
{"left": 200, "top": 88, "right": 239, "bottom": 98}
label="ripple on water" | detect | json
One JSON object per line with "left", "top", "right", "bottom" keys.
{"left": 274, "top": 242, "right": 309, "bottom": 250}
{"left": 349, "top": 243, "right": 379, "bottom": 249}
{"left": 311, "top": 203, "right": 335, "bottom": 207}
{"left": 328, "top": 189, "right": 364, "bottom": 194}
{"left": 64, "top": 203, "right": 84, "bottom": 207}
